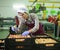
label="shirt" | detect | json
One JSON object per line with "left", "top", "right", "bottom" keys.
{"left": 17, "top": 13, "right": 39, "bottom": 33}
{"left": 48, "top": 16, "right": 54, "bottom": 23}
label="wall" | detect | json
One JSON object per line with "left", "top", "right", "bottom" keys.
{"left": 0, "top": 0, "right": 32, "bottom": 18}
{"left": 0, "top": 0, "right": 60, "bottom": 18}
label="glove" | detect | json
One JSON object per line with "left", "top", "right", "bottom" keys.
{"left": 22, "top": 31, "right": 30, "bottom": 36}
{"left": 11, "top": 26, "right": 19, "bottom": 33}
{"left": 11, "top": 27, "right": 15, "bottom": 31}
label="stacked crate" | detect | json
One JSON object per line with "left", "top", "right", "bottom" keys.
{"left": 5, "top": 34, "right": 60, "bottom": 50}
{"left": 0, "top": 39, "right": 4, "bottom": 50}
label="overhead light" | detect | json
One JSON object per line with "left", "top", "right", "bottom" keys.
{"left": 13, "top": 4, "right": 26, "bottom": 10}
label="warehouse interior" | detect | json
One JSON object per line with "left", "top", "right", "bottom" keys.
{"left": 0, "top": 0, "right": 60, "bottom": 50}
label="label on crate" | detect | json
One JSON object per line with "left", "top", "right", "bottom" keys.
{"left": 15, "top": 39, "right": 25, "bottom": 42}
{"left": 16, "top": 46, "right": 24, "bottom": 48}
{"left": 45, "top": 44, "right": 54, "bottom": 46}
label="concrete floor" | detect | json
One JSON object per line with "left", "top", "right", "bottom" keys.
{"left": 0, "top": 30, "right": 9, "bottom": 39}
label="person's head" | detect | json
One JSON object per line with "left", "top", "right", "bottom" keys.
{"left": 17, "top": 6, "right": 28, "bottom": 20}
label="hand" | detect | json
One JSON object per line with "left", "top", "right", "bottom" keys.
{"left": 13, "top": 26, "right": 19, "bottom": 33}
{"left": 22, "top": 31, "right": 30, "bottom": 36}
{"left": 11, "top": 27, "right": 15, "bottom": 31}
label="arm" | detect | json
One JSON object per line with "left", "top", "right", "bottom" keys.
{"left": 22, "top": 13, "right": 39, "bottom": 36}
{"left": 28, "top": 13, "right": 39, "bottom": 33}
{"left": 17, "top": 16, "right": 24, "bottom": 33}
{"left": 18, "top": 16, "right": 27, "bottom": 33}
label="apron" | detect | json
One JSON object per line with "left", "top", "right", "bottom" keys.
{"left": 15, "top": 16, "right": 19, "bottom": 26}
{"left": 15, "top": 16, "right": 44, "bottom": 35}
{"left": 26, "top": 22, "right": 44, "bottom": 35}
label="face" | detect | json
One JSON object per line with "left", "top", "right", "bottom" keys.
{"left": 18, "top": 12, "right": 24, "bottom": 16}
{"left": 18, "top": 12, "right": 28, "bottom": 20}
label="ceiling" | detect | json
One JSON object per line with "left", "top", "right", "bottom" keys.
{"left": 29, "top": 0, "right": 60, "bottom": 3}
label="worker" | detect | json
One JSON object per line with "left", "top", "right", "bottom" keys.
{"left": 10, "top": 5, "right": 44, "bottom": 36}
{"left": 48, "top": 15, "right": 58, "bottom": 37}
{"left": 48, "top": 15, "right": 54, "bottom": 23}
{"left": 53, "top": 15, "right": 58, "bottom": 37}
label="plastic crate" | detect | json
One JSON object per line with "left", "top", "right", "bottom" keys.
{"left": 5, "top": 34, "right": 60, "bottom": 50}
{"left": 34, "top": 37, "right": 60, "bottom": 50}
{"left": 0, "top": 40, "right": 5, "bottom": 50}
{"left": 5, "top": 38, "right": 35, "bottom": 50}
{"left": 33, "top": 43, "right": 60, "bottom": 50}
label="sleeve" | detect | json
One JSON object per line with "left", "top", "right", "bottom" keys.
{"left": 29, "top": 13, "right": 39, "bottom": 33}
{"left": 18, "top": 17, "right": 24, "bottom": 29}
{"left": 17, "top": 16, "right": 27, "bottom": 33}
